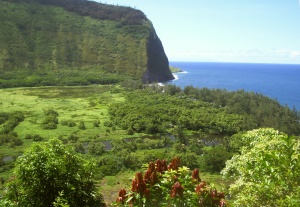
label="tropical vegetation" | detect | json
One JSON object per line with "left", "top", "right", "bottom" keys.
{"left": 222, "top": 128, "right": 300, "bottom": 206}
{"left": 0, "top": 0, "right": 300, "bottom": 206}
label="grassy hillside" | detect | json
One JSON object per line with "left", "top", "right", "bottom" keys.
{"left": 0, "top": 0, "right": 173, "bottom": 87}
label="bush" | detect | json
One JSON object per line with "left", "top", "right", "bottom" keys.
{"left": 3, "top": 139, "right": 106, "bottom": 207}
{"left": 78, "top": 121, "right": 86, "bottom": 130}
{"left": 93, "top": 120, "right": 100, "bottom": 127}
{"left": 42, "top": 109, "right": 59, "bottom": 130}
{"left": 61, "top": 120, "right": 76, "bottom": 127}
{"left": 103, "top": 121, "right": 112, "bottom": 127}
{"left": 43, "top": 122, "right": 57, "bottom": 129}
{"left": 25, "top": 134, "right": 32, "bottom": 139}
{"left": 43, "top": 109, "right": 59, "bottom": 117}
{"left": 61, "top": 120, "right": 68, "bottom": 126}
{"left": 201, "top": 147, "right": 233, "bottom": 173}
{"left": 68, "top": 133, "right": 78, "bottom": 142}
{"left": 12, "top": 137, "right": 23, "bottom": 146}
{"left": 68, "top": 121, "right": 76, "bottom": 127}
{"left": 222, "top": 128, "right": 300, "bottom": 206}
{"left": 33, "top": 134, "right": 43, "bottom": 142}
{"left": 88, "top": 142, "right": 106, "bottom": 156}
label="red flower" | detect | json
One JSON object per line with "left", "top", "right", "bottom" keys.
{"left": 195, "top": 181, "right": 207, "bottom": 194}
{"left": 168, "top": 157, "right": 181, "bottom": 170}
{"left": 116, "top": 189, "right": 127, "bottom": 204}
{"left": 150, "top": 171, "right": 158, "bottom": 185}
{"left": 132, "top": 172, "right": 147, "bottom": 195}
{"left": 170, "top": 182, "right": 184, "bottom": 198}
{"left": 131, "top": 178, "right": 137, "bottom": 192}
{"left": 149, "top": 162, "right": 155, "bottom": 172}
{"left": 144, "top": 168, "right": 152, "bottom": 183}
{"left": 136, "top": 172, "right": 143, "bottom": 182}
{"left": 156, "top": 159, "right": 168, "bottom": 173}
{"left": 191, "top": 168, "right": 201, "bottom": 182}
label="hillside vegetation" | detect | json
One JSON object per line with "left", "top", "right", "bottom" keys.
{"left": 0, "top": 0, "right": 173, "bottom": 87}
{"left": 0, "top": 85, "right": 299, "bottom": 205}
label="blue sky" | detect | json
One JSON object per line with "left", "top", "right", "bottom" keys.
{"left": 98, "top": 0, "right": 300, "bottom": 64}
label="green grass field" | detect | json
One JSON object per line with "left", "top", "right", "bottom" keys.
{"left": 0, "top": 85, "right": 126, "bottom": 140}
{"left": 0, "top": 85, "right": 128, "bottom": 178}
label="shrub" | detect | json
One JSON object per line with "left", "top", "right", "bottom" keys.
{"left": 78, "top": 121, "right": 86, "bottom": 130}
{"left": 43, "top": 122, "right": 57, "bottom": 129}
{"left": 93, "top": 120, "right": 100, "bottom": 127}
{"left": 222, "top": 128, "right": 300, "bottom": 206}
{"left": 68, "top": 133, "right": 78, "bottom": 142}
{"left": 61, "top": 120, "right": 68, "bottom": 126}
{"left": 33, "top": 134, "right": 43, "bottom": 142}
{"left": 42, "top": 109, "right": 59, "bottom": 130}
{"left": 25, "top": 134, "right": 32, "bottom": 139}
{"left": 3, "top": 139, "right": 106, "bottom": 207}
{"left": 88, "top": 142, "right": 106, "bottom": 156}
{"left": 68, "top": 121, "right": 76, "bottom": 127}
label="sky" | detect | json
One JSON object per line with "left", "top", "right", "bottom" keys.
{"left": 97, "top": 0, "right": 300, "bottom": 64}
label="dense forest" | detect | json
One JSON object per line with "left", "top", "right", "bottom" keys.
{"left": 110, "top": 84, "right": 300, "bottom": 136}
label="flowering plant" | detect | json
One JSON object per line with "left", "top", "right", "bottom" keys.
{"left": 114, "top": 158, "right": 227, "bottom": 207}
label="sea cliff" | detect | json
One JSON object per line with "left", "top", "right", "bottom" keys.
{"left": 0, "top": 0, "right": 174, "bottom": 86}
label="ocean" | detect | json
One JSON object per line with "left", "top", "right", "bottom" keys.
{"left": 169, "top": 62, "right": 300, "bottom": 111}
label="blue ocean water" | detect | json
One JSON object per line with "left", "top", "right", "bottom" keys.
{"left": 169, "top": 62, "right": 300, "bottom": 111}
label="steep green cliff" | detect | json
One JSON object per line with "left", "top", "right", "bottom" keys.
{"left": 0, "top": 0, "right": 174, "bottom": 87}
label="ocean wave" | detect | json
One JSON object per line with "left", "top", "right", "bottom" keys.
{"left": 173, "top": 74, "right": 179, "bottom": 80}
{"left": 174, "top": 70, "right": 188, "bottom": 74}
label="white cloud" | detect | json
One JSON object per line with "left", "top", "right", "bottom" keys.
{"left": 168, "top": 49, "right": 300, "bottom": 64}
{"left": 290, "top": 51, "right": 300, "bottom": 58}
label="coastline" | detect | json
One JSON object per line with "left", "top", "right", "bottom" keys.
{"left": 169, "top": 62, "right": 300, "bottom": 111}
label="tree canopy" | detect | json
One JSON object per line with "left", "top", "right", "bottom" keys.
{"left": 221, "top": 128, "right": 300, "bottom": 206}
{"left": 109, "top": 85, "right": 300, "bottom": 136}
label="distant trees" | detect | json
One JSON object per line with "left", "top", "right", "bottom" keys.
{"left": 109, "top": 85, "right": 300, "bottom": 136}
{"left": 222, "top": 128, "right": 300, "bottom": 206}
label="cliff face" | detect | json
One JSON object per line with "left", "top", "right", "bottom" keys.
{"left": 0, "top": 0, "right": 173, "bottom": 86}
{"left": 143, "top": 28, "right": 174, "bottom": 83}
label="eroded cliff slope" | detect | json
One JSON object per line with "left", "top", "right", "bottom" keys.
{"left": 0, "top": 0, "right": 174, "bottom": 87}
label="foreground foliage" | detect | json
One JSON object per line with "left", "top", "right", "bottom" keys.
{"left": 114, "top": 158, "right": 227, "bottom": 207}
{"left": 2, "top": 139, "right": 106, "bottom": 207}
{"left": 222, "top": 128, "right": 300, "bottom": 206}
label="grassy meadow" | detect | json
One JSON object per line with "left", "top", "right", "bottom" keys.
{"left": 0, "top": 85, "right": 129, "bottom": 176}
{"left": 1, "top": 85, "right": 123, "bottom": 138}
